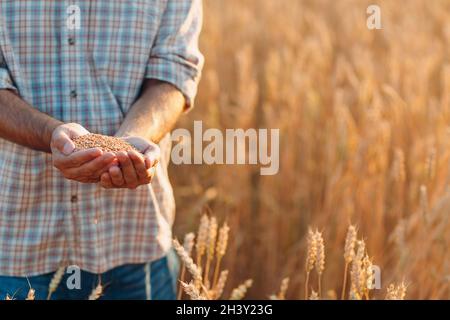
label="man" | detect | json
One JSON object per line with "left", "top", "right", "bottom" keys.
{"left": 0, "top": 0, "right": 203, "bottom": 299}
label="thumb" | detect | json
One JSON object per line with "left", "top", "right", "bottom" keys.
{"left": 52, "top": 130, "right": 75, "bottom": 155}
{"left": 144, "top": 147, "right": 161, "bottom": 169}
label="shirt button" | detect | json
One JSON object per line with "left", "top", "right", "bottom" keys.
{"left": 70, "top": 90, "right": 77, "bottom": 99}
{"left": 68, "top": 37, "right": 75, "bottom": 45}
{"left": 70, "top": 195, "right": 78, "bottom": 203}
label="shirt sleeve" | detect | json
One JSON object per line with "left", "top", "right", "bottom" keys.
{"left": 145, "top": 0, "right": 204, "bottom": 111}
{"left": 0, "top": 50, "right": 17, "bottom": 91}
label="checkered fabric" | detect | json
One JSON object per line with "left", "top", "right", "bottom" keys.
{"left": 0, "top": 0, "right": 203, "bottom": 276}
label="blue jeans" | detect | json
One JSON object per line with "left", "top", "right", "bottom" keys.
{"left": 0, "top": 251, "right": 179, "bottom": 300}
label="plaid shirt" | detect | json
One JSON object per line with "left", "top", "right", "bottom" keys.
{"left": 0, "top": 0, "right": 203, "bottom": 276}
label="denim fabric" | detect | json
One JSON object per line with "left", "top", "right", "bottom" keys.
{"left": 0, "top": 251, "right": 179, "bottom": 300}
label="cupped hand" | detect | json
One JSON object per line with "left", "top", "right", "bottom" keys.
{"left": 50, "top": 123, "right": 118, "bottom": 183}
{"left": 99, "top": 136, "right": 160, "bottom": 189}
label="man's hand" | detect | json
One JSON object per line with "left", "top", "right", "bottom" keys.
{"left": 50, "top": 123, "right": 118, "bottom": 183}
{"left": 99, "top": 136, "right": 160, "bottom": 189}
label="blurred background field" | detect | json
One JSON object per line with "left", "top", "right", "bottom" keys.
{"left": 171, "top": 0, "right": 450, "bottom": 299}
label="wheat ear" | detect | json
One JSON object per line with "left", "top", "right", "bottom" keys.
{"left": 213, "top": 270, "right": 229, "bottom": 300}
{"left": 196, "top": 214, "right": 209, "bottom": 267}
{"left": 180, "top": 281, "right": 207, "bottom": 300}
{"left": 341, "top": 225, "right": 357, "bottom": 299}
{"left": 314, "top": 230, "right": 325, "bottom": 298}
{"left": 177, "top": 232, "right": 195, "bottom": 300}
{"left": 230, "top": 279, "right": 253, "bottom": 300}
{"left": 47, "top": 266, "right": 66, "bottom": 300}
{"left": 213, "top": 221, "right": 230, "bottom": 287}
{"left": 304, "top": 228, "right": 317, "bottom": 299}
{"left": 204, "top": 217, "right": 218, "bottom": 287}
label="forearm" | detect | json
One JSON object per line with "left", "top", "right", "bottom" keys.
{"left": 0, "top": 89, "right": 63, "bottom": 153}
{"left": 116, "top": 79, "right": 185, "bottom": 143}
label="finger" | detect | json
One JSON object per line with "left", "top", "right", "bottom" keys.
{"left": 63, "top": 148, "right": 103, "bottom": 168}
{"left": 144, "top": 147, "right": 161, "bottom": 169}
{"left": 109, "top": 165, "right": 125, "bottom": 187}
{"left": 117, "top": 151, "right": 139, "bottom": 187}
{"left": 128, "top": 150, "right": 149, "bottom": 183}
{"left": 100, "top": 172, "right": 114, "bottom": 189}
{"left": 77, "top": 152, "right": 117, "bottom": 177}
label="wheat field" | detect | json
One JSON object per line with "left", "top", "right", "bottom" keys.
{"left": 171, "top": 0, "right": 450, "bottom": 299}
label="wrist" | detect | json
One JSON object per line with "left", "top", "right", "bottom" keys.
{"left": 43, "top": 118, "right": 64, "bottom": 150}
